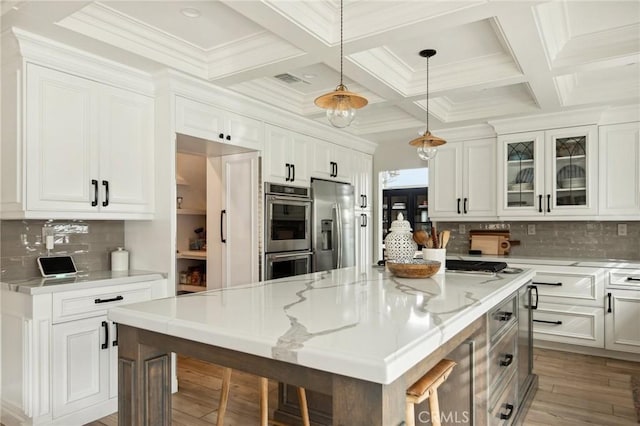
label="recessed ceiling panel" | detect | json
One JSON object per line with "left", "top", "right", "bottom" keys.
{"left": 555, "top": 63, "right": 640, "bottom": 106}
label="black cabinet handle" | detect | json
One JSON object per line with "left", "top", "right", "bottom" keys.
{"left": 330, "top": 162, "right": 337, "bottom": 177}
{"left": 291, "top": 164, "right": 295, "bottom": 182}
{"left": 530, "top": 285, "right": 539, "bottom": 310}
{"left": 533, "top": 281, "right": 562, "bottom": 286}
{"left": 463, "top": 197, "right": 468, "bottom": 214}
{"left": 533, "top": 319, "right": 563, "bottom": 325}
{"left": 221, "top": 209, "right": 226, "bottom": 243}
{"left": 627, "top": 277, "right": 640, "bottom": 282}
{"left": 538, "top": 194, "right": 543, "bottom": 213}
{"left": 607, "top": 292, "right": 612, "bottom": 313}
{"left": 361, "top": 214, "right": 366, "bottom": 227}
{"left": 101, "top": 321, "right": 109, "bottom": 350}
{"left": 112, "top": 322, "right": 118, "bottom": 347}
{"left": 95, "top": 295, "right": 124, "bottom": 304}
{"left": 226, "top": 135, "right": 231, "bottom": 141}
{"left": 547, "top": 194, "right": 551, "bottom": 213}
{"left": 500, "top": 354, "right": 514, "bottom": 367}
{"left": 92, "top": 179, "right": 98, "bottom": 206}
{"left": 102, "top": 180, "right": 109, "bottom": 207}
{"left": 335, "top": 162, "right": 338, "bottom": 177}
{"left": 496, "top": 311, "right": 513, "bottom": 322}
{"left": 500, "top": 404, "right": 514, "bottom": 420}
{"left": 457, "top": 198, "right": 461, "bottom": 214}
{"left": 363, "top": 195, "right": 367, "bottom": 208}
{"left": 285, "top": 163, "right": 291, "bottom": 181}
{"left": 364, "top": 214, "right": 367, "bottom": 227}
{"left": 219, "top": 133, "right": 224, "bottom": 139}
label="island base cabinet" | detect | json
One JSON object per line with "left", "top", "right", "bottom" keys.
{"left": 532, "top": 303, "right": 604, "bottom": 348}
{"left": 488, "top": 371, "right": 518, "bottom": 426}
{"left": 605, "top": 289, "right": 640, "bottom": 354}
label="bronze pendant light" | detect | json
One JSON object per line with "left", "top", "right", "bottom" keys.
{"left": 409, "top": 49, "right": 446, "bottom": 160}
{"left": 314, "top": 0, "right": 368, "bottom": 128}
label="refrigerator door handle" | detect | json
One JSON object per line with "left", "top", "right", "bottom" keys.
{"left": 335, "top": 203, "right": 343, "bottom": 268}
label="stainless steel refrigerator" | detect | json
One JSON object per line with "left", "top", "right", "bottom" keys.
{"left": 311, "top": 178, "right": 355, "bottom": 272}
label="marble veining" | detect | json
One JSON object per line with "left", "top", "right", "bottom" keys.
{"left": 109, "top": 266, "right": 534, "bottom": 384}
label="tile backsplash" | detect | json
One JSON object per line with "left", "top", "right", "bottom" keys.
{"left": 436, "top": 221, "right": 640, "bottom": 261}
{"left": 0, "top": 220, "right": 124, "bottom": 281}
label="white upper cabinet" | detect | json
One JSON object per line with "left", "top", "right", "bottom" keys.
{"left": 175, "top": 96, "right": 264, "bottom": 151}
{"left": 498, "top": 125, "right": 598, "bottom": 218}
{"left": 263, "top": 124, "right": 309, "bottom": 186}
{"left": 311, "top": 139, "right": 351, "bottom": 182}
{"left": 598, "top": 122, "right": 640, "bottom": 217}
{"left": 17, "top": 64, "right": 154, "bottom": 219}
{"left": 429, "top": 139, "right": 496, "bottom": 220}
{"left": 351, "top": 151, "right": 372, "bottom": 211}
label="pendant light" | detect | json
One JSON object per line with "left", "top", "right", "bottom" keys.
{"left": 314, "top": 0, "right": 367, "bottom": 128}
{"left": 409, "top": 49, "right": 446, "bottom": 160}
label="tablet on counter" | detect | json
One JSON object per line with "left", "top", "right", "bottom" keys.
{"left": 37, "top": 255, "right": 77, "bottom": 278}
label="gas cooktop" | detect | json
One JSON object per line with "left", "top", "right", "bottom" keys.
{"left": 445, "top": 259, "right": 509, "bottom": 273}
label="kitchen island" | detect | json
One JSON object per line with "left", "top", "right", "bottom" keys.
{"left": 109, "top": 265, "right": 536, "bottom": 425}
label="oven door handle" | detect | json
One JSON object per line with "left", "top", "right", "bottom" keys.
{"left": 266, "top": 195, "right": 311, "bottom": 206}
{"left": 267, "top": 252, "right": 312, "bottom": 260}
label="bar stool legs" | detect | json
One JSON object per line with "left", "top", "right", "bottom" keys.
{"left": 405, "top": 359, "right": 456, "bottom": 426}
{"left": 216, "top": 368, "right": 310, "bottom": 426}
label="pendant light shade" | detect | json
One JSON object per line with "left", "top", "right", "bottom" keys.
{"left": 410, "top": 49, "right": 445, "bottom": 160}
{"left": 314, "top": 0, "right": 367, "bottom": 128}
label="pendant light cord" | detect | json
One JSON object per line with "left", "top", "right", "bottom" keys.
{"left": 426, "top": 54, "right": 430, "bottom": 132}
{"left": 340, "top": 0, "right": 344, "bottom": 87}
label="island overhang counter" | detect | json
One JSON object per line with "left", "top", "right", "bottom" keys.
{"left": 109, "top": 266, "right": 536, "bottom": 425}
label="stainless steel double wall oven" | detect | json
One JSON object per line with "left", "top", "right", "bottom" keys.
{"left": 264, "top": 183, "right": 312, "bottom": 280}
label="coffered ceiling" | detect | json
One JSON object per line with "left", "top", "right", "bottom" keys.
{"left": 2, "top": 1, "right": 639, "bottom": 146}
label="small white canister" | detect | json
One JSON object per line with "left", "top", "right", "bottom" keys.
{"left": 111, "top": 247, "right": 129, "bottom": 271}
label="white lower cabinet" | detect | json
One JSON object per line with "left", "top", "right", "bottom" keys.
{"left": 605, "top": 288, "right": 640, "bottom": 354}
{"left": 52, "top": 316, "right": 111, "bottom": 418}
{"left": 355, "top": 211, "right": 373, "bottom": 268}
{"left": 1, "top": 277, "right": 165, "bottom": 425}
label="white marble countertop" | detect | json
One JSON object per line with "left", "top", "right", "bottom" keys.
{"left": 1, "top": 270, "right": 165, "bottom": 295}
{"left": 447, "top": 253, "right": 640, "bottom": 270}
{"left": 109, "top": 266, "right": 534, "bottom": 385}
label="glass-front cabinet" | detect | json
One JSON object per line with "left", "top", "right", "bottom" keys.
{"left": 382, "top": 187, "right": 430, "bottom": 240}
{"left": 498, "top": 125, "right": 597, "bottom": 217}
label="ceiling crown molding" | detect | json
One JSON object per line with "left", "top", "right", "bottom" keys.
{"left": 488, "top": 106, "right": 604, "bottom": 134}
{"left": 429, "top": 124, "right": 496, "bottom": 142}
{"left": 10, "top": 27, "right": 154, "bottom": 95}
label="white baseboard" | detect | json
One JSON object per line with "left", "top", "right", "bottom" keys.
{"left": 534, "top": 339, "right": 640, "bottom": 362}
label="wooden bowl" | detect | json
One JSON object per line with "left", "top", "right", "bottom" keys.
{"left": 386, "top": 259, "right": 441, "bottom": 278}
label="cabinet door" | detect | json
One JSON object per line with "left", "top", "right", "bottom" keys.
{"left": 352, "top": 151, "right": 372, "bottom": 210}
{"left": 497, "top": 131, "right": 545, "bottom": 216}
{"left": 26, "top": 64, "right": 99, "bottom": 212}
{"left": 605, "top": 289, "right": 640, "bottom": 354}
{"left": 289, "top": 133, "right": 310, "bottom": 186}
{"left": 263, "top": 124, "right": 292, "bottom": 185}
{"left": 175, "top": 96, "right": 225, "bottom": 142}
{"left": 225, "top": 112, "right": 264, "bottom": 151}
{"left": 311, "top": 139, "right": 334, "bottom": 179}
{"left": 355, "top": 211, "right": 372, "bottom": 268}
{"left": 463, "top": 139, "right": 496, "bottom": 217}
{"left": 545, "top": 125, "right": 598, "bottom": 216}
{"left": 598, "top": 122, "right": 640, "bottom": 216}
{"left": 52, "top": 316, "right": 109, "bottom": 418}
{"left": 332, "top": 144, "right": 352, "bottom": 182}
{"left": 428, "top": 143, "right": 462, "bottom": 218}
{"left": 98, "top": 85, "right": 154, "bottom": 213}
{"left": 109, "top": 321, "right": 119, "bottom": 399}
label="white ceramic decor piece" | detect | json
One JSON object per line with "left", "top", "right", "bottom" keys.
{"left": 384, "top": 213, "right": 417, "bottom": 261}
{"left": 423, "top": 248, "right": 446, "bottom": 275}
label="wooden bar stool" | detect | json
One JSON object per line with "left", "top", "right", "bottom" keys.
{"left": 216, "top": 367, "right": 310, "bottom": 426}
{"left": 405, "top": 359, "right": 456, "bottom": 426}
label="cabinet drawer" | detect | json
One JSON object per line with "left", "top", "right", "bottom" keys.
{"left": 609, "top": 270, "right": 640, "bottom": 288}
{"left": 511, "top": 263, "right": 604, "bottom": 306}
{"left": 489, "top": 370, "right": 518, "bottom": 425}
{"left": 489, "top": 324, "right": 518, "bottom": 406}
{"left": 533, "top": 302, "right": 604, "bottom": 348}
{"left": 489, "top": 294, "right": 518, "bottom": 341}
{"left": 52, "top": 281, "right": 153, "bottom": 323}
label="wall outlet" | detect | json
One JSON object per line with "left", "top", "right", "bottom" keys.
{"left": 459, "top": 224, "right": 466, "bottom": 234}
{"left": 527, "top": 224, "right": 536, "bottom": 235}
{"left": 617, "top": 223, "right": 627, "bottom": 236}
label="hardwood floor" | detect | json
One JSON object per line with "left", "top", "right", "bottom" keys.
{"left": 88, "top": 348, "right": 639, "bottom": 425}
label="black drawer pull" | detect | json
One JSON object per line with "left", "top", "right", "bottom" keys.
{"left": 627, "top": 277, "right": 640, "bottom": 282}
{"left": 500, "top": 354, "right": 514, "bottom": 367}
{"left": 533, "top": 319, "right": 562, "bottom": 325}
{"left": 496, "top": 311, "right": 513, "bottom": 322}
{"left": 500, "top": 403, "right": 514, "bottom": 420}
{"left": 101, "top": 321, "right": 109, "bottom": 350}
{"left": 95, "top": 295, "right": 124, "bottom": 304}
{"left": 532, "top": 281, "right": 562, "bottom": 286}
